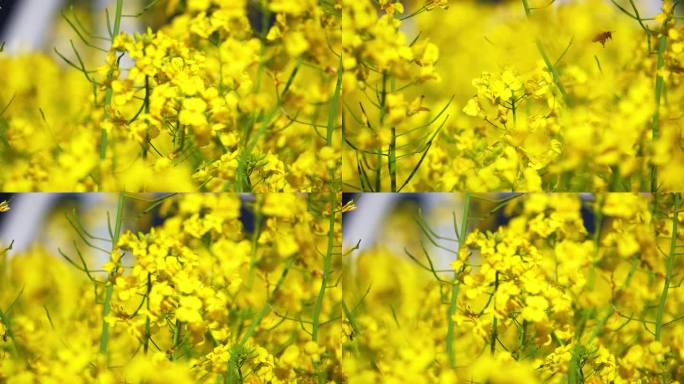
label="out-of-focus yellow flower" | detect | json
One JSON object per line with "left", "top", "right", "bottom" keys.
{"left": 178, "top": 97, "right": 207, "bottom": 126}
{"left": 522, "top": 295, "right": 549, "bottom": 322}
{"left": 284, "top": 31, "right": 310, "bottom": 57}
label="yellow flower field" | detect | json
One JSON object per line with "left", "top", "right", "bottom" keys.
{"left": 343, "top": 192, "right": 684, "bottom": 383}
{"left": 0, "top": 193, "right": 342, "bottom": 383}
{"left": 0, "top": 1, "right": 341, "bottom": 192}
{"left": 1, "top": 0, "right": 683, "bottom": 383}
{"left": 342, "top": 0, "right": 684, "bottom": 192}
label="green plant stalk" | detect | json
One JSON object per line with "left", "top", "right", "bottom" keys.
{"left": 566, "top": 194, "right": 649, "bottom": 383}
{"left": 236, "top": 1, "right": 270, "bottom": 192}
{"left": 536, "top": 40, "right": 571, "bottom": 106}
{"left": 567, "top": 252, "right": 641, "bottom": 383}
{"left": 113, "top": 0, "right": 123, "bottom": 37}
{"left": 312, "top": 187, "right": 337, "bottom": 342}
{"left": 170, "top": 320, "right": 181, "bottom": 360}
{"left": 99, "top": 192, "right": 125, "bottom": 355}
{"left": 101, "top": 93, "right": 112, "bottom": 160}
{"left": 242, "top": 51, "right": 266, "bottom": 138}
{"left": 100, "top": 0, "right": 124, "bottom": 160}
{"left": 567, "top": 348, "right": 582, "bottom": 384}
{"left": 227, "top": 304, "right": 272, "bottom": 384}
{"left": 521, "top": 1, "right": 572, "bottom": 106}
{"left": 609, "top": 165, "right": 623, "bottom": 191}
{"left": 141, "top": 76, "right": 151, "bottom": 158}
{"left": 235, "top": 104, "right": 280, "bottom": 192}
{"left": 389, "top": 126, "right": 397, "bottom": 192}
{"left": 655, "top": 193, "right": 680, "bottom": 340}
{"left": 143, "top": 273, "right": 152, "bottom": 354}
{"left": 446, "top": 192, "right": 470, "bottom": 367}
{"left": 446, "top": 282, "right": 460, "bottom": 366}
{"left": 375, "top": 72, "right": 388, "bottom": 191}
{"left": 490, "top": 316, "right": 498, "bottom": 354}
{"left": 568, "top": 306, "right": 615, "bottom": 383}
{"left": 396, "top": 117, "right": 446, "bottom": 192}
{"left": 327, "top": 57, "right": 343, "bottom": 146}
{"left": 240, "top": 304, "right": 271, "bottom": 347}
{"left": 518, "top": 320, "right": 528, "bottom": 357}
{"left": 388, "top": 78, "right": 397, "bottom": 192}
{"left": 0, "top": 307, "right": 20, "bottom": 357}
{"left": 651, "top": 35, "right": 667, "bottom": 193}
{"left": 521, "top": 0, "right": 531, "bottom": 16}
{"left": 99, "top": 285, "right": 113, "bottom": 354}
{"left": 227, "top": 257, "right": 295, "bottom": 383}
{"left": 510, "top": 94, "right": 517, "bottom": 125}
{"left": 374, "top": 154, "right": 382, "bottom": 191}
{"left": 568, "top": 294, "right": 614, "bottom": 379}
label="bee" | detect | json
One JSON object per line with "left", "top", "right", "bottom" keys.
{"left": 592, "top": 31, "right": 613, "bottom": 47}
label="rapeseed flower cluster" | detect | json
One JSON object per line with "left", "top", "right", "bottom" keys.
{"left": 342, "top": 0, "right": 684, "bottom": 192}
{"left": 344, "top": 193, "right": 684, "bottom": 383}
{"left": 0, "top": 193, "right": 342, "bottom": 383}
{"left": 0, "top": 0, "right": 341, "bottom": 192}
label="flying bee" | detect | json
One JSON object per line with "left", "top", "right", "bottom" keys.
{"left": 592, "top": 31, "right": 613, "bottom": 47}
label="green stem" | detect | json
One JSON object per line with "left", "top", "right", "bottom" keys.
{"left": 389, "top": 126, "right": 397, "bottom": 192}
{"left": 446, "top": 192, "right": 470, "bottom": 367}
{"left": 521, "top": 0, "right": 531, "bottom": 16}
{"left": 490, "top": 316, "right": 498, "bottom": 354}
{"left": 113, "top": 0, "right": 123, "bottom": 37}
{"left": 651, "top": 35, "right": 667, "bottom": 193}
{"left": 100, "top": 0, "right": 124, "bottom": 161}
{"left": 510, "top": 93, "right": 517, "bottom": 125}
{"left": 536, "top": 40, "right": 572, "bottom": 106}
{"left": 327, "top": 57, "right": 343, "bottom": 146}
{"left": 227, "top": 304, "right": 271, "bottom": 384}
{"left": 170, "top": 320, "right": 181, "bottom": 361}
{"left": 99, "top": 192, "right": 125, "bottom": 355}
{"left": 446, "top": 282, "right": 460, "bottom": 366}
{"left": 235, "top": 104, "right": 280, "bottom": 192}
{"left": 388, "top": 77, "right": 397, "bottom": 191}
{"left": 0, "top": 305, "right": 20, "bottom": 357}
{"left": 655, "top": 193, "right": 680, "bottom": 340}
{"left": 374, "top": 72, "right": 388, "bottom": 191}
{"left": 141, "top": 75, "right": 151, "bottom": 159}
{"left": 374, "top": 152, "right": 382, "bottom": 192}
{"left": 235, "top": 1, "right": 270, "bottom": 192}
{"left": 520, "top": 1, "right": 571, "bottom": 106}
{"left": 99, "top": 285, "right": 113, "bottom": 354}
{"left": 227, "top": 257, "right": 295, "bottom": 383}
{"left": 143, "top": 273, "right": 151, "bottom": 354}
{"left": 518, "top": 320, "right": 528, "bottom": 357}
{"left": 312, "top": 187, "right": 336, "bottom": 342}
